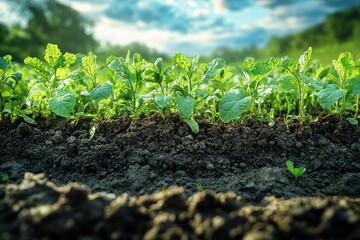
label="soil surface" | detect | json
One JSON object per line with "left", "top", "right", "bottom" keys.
{"left": 1, "top": 114, "right": 360, "bottom": 239}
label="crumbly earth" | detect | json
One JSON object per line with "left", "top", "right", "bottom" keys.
{"left": 1, "top": 114, "right": 360, "bottom": 239}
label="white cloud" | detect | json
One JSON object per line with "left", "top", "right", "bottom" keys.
{"left": 56, "top": 0, "right": 360, "bottom": 55}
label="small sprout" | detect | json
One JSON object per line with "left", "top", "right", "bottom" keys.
{"left": 162, "top": 186, "right": 168, "bottom": 194}
{"left": 286, "top": 160, "right": 306, "bottom": 180}
{"left": 0, "top": 172, "right": 9, "bottom": 183}
{"left": 195, "top": 183, "right": 204, "bottom": 191}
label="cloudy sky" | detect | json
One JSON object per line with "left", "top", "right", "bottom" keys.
{"left": 4, "top": 0, "right": 360, "bottom": 55}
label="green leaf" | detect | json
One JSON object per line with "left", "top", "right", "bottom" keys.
{"left": 21, "top": 115, "right": 37, "bottom": 125}
{"left": 281, "top": 56, "right": 298, "bottom": 70}
{"left": 176, "top": 96, "right": 195, "bottom": 118}
{"left": 8, "top": 72, "right": 22, "bottom": 82}
{"left": 190, "top": 55, "right": 200, "bottom": 73}
{"left": 184, "top": 118, "right": 199, "bottom": 134}
{"left": 219, "top": 92, "right": 249, "bottom": 123}
{"left": 286, "top": 160, "right": 306, "bottom": 180}
{"left": 63, "top": 52, "right": 76, "bottom": 67}
{"left": 318, "top": 84, "right": 345, "bottom": 109}
{"left": 155, "top": 96, "right": 172, "bottom": 109}
{"left": 49, "top": 94, "right": 75, "bottom": 117}
{"left": 24, "top": 57, "right": 48, "bottom": 77}
{"left": 82, "top": 52, "right": 97, "bottom": 78}
{"left": 154, "top": 58, "right": 163, "bottom": 72}
{"left": 44, "top": 43, "right": 62, "bottom": 68}
{"left": 347, "top": 117, "right": 358, "bottom": 125}
{"left": 0, "top": 56, "right": 9, "bottom": 70}
{"left": 295, "top": 167, "right": 306, "bottom": 178}
{"left": 202, "top": 58, "right": 226, "bottom": 81}
{"left": 90, "top": 83, "right": 113, "bottom": 101}
{"left": 173, "top": 53, "right": 191, "bottom": 71}
{"left": 304, "top": 76, "right": 324, "bottom": 90}
{"left": 0, "top": 172, "right": 9, "bottom": 183}
{"left": 55, "top": 68, "right": 69, "bottom": 79}
{"left": 349, "top": 78, "right": 360, "bottom": 94}
{"left": 332, "top": 52, "right": 355, "bottom": 81}
{"left": 299, "top": 47, "right": 312, "bottom": 73}
{"left": 278, "top": 76, "right": 296, "bottom": 91}
{"left": 286, "top": 160, "right": 294, "bottom": 172}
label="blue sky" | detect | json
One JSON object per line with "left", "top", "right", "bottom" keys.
{"left": 2, "top": 0, "right": 360, "bottom": 55}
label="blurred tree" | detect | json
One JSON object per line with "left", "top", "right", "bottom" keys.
{"left": 0, "top": 0, "right": 97, "bottom": 61}
{"left": 210, "top": 44, "right": 261, "bottom": 63}
{"left": 96, "top": 42, "right": 169, "bottom": 64}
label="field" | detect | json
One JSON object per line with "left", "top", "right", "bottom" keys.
{"left": 1, "top": 44, "right": 360, "bottom": 239}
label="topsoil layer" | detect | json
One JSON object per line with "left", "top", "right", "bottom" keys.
{"left": 1, "top": 114, "right": 360, "bottom": 239}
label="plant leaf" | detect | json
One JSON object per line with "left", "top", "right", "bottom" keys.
{"left": 90, "top": 83, "right": 113, "bottom": 101}
{"left": 347, "top": 117, "right": 358, "bottom": 125}
{"left": 173, "top": 53, "right": 191, "bottom": 71}
{"left": 155, "top": 96, "right": 172, "bottom": 109}
{"left": 184, "top": 118, "right": 199, "bottom": 134}
{"left": 176, "top": 96, "right": 195, "bottom": 118}
{"left": 44, "top": 43, "right": 62, "bottom": 68}
{"left": 349, "top": 78, "right": 360, "bottom": 94}
{"left": 299, "top": 47, "right": 312, "bottom": 73}
{"left": 0, "top": 56, "right": 9, "bottom": 70}
{"left": 318, "top": 84, "right": 345, "bottom": 109}
{"left": 202, "top": 58, "right": 226, "bottom": 81}
{"left": 219, "top": 92, "right": 249, "bottom": 123}
{"left": 82, "top": 52, "right": 97, "bottom": 78}
{"left": 49, "top": 94, "right": 75, "bottom": 118}
{"left": 286, "top": 160, "right": 294, "bottom": 172}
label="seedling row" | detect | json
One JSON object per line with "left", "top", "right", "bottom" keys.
{"left": 1, "top": 44, "right": 360, "bottom": 133}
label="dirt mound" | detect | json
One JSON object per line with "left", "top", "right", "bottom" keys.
{"left": 1, "top": 173, "right": 359, "bottom": 240}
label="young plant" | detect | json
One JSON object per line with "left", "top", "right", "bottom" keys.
{"left": 0, "top": 172, "right": 9, "bottom": 183}
{"left": 171, "top": 53, "right": 201, "bottom": 133}
{"left": 280, "top": 47, "right": 313, "bottom": 121}
{"left": 0, "top": 55, "right": 35, "bottom": 124}
{"left": 195, "top": 183, "right": 204, "bottom": 191}
{"left": 24, "top": 43, "right": 77, "bottom": 118}
{"left": 108, "top": 51, "right": 147, "bottom": 117}
{"left": 321, "top": 52, "right": 360, "bottom": 123}
{"left": 286, "top": 160, "right": 306, "bottom": 180}
{"left": 144, "top": 58, "right": 174, "bottom": 116}
{"left": 76, "top": 52, "right": 113, "bottom": 119}
{"left": 241, "top": 56, "right": 279, "bottom": 119}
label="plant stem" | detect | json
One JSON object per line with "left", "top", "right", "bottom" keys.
{"left": 355, "top": 95, "right": 359, "bottom": 118}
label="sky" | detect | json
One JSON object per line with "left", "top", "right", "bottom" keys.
{"left": 2, "top": 0, "right": 360, "bottom": 55}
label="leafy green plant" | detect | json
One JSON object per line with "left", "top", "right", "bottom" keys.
{"left": 108, "top": 51, "right": 147, "bottom": 117}
{"left": 144, "top": 58, "right": 174, "bottom": 116}
{"left": 24, "top": 43, "right": 77, "bottom": 118}
{"left": 74, "top": 52, "right": 113, "bottom": 119}
{"left": 171, "top": 53, "right": 201, "bottom": 133}
{"left": 0, "top": 55, "right": 35, "bottom": 123}
{"left": 280, "top": 47, "right": 313, "bottom": 122}
{"left": 286, "top": 160, "right": 306, "bottom": 180}
{"left": 1, "top": 43, "right": 360, "bottom": 126}
{"left": 241, "top": 57, "right": 279, "bottom": 119}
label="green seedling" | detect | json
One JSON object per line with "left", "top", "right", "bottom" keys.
{"left": 162, "top": 185, "right": 168, "bottom": 194}
{"left": 0, "top": 172, "right": 9, "bottom": 183}
{"left": 286, "top": 160, "right": 306, "bottom": 180}
{"left": 195, "top": 183, "right": 204, "bottom": 191}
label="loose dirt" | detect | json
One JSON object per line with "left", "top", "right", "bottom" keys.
{"left": 1, "top": 114, "right": 360, "bottom": 239}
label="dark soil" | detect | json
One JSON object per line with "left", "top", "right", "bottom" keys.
{"left": 1, "top": 114, "right": 360, "bottom": 239}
